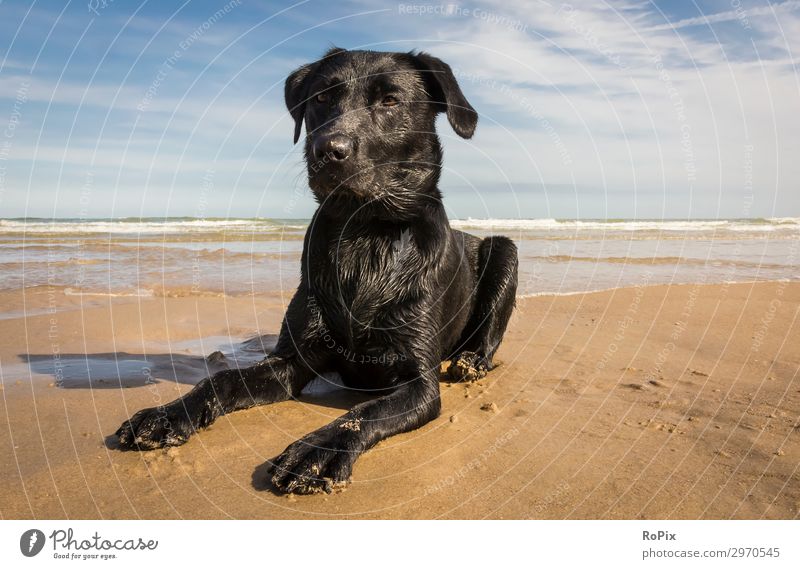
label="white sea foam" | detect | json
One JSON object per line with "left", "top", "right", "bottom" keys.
{"left": 3, "top": 217, "right": 799, "bottom": 235}
{"left": 450, "top": 217, "right": 800, "bottom": 232}
{"left": 63, "top": 287, "right": 155, "bottom": 298}
{"left": 0, "top": 218, "right": 306, "bottom": 235}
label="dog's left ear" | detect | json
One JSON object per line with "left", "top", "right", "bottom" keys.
{"left": 412, "top": 51, "right": 478, "bottom": 139}
{"left": 285, "top": 47, "right": 347, "bottom": 144}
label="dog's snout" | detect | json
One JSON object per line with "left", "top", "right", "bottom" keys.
{"left": 313, "top": 134, "right": 354, "bottom": 162}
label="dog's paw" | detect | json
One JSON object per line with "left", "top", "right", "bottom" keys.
{"left": 448, "top": 351, "right": 491, "bottom": 382}
{"left": 115, "top": 405, "right": 195, "bottom": 450}
{"left": 268, "top": 428, "right": 356, "bottom": 495}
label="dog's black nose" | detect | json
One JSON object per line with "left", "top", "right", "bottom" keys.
{"left": 313, "top": 134, "right": 354, "bottom": 162}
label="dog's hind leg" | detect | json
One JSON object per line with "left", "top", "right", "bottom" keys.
{"left": 448, "top": 236, "right": 518, "bottom": 382}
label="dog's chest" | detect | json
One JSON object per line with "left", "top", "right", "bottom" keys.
{"left": 312, "top": 228, "right": 422, "bottom": 344}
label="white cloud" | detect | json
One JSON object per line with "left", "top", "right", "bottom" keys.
{"left": 3, "top": 0, "right": 798, "bottom": 218}
{"left": 377, "top": 0, "right": 800, "bottom": 217}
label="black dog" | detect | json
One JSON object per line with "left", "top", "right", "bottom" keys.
{"left": 116, "top": 47, "right": 518, "bottom": 494}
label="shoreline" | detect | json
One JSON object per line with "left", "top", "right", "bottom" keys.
{"left": 515, "top": 277, "right": 799, "bottom": 299}
{"left": 3, "top": 275, "right": 798, "bottom": 310}
{"left": 0, "top": 280, "right": 798, "bottom": 519}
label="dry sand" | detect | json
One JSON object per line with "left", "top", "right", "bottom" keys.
{"left": 0, "top": 282, "right": 798, "bottom": 519}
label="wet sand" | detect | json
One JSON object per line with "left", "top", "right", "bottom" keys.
{"left": 0, "top": 282, "right": 798, "bottom": 519}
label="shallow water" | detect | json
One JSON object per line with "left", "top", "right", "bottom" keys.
{"left": 1, "top": 217, "right": 798, "bottom": 310}
{"left": 9, "top": 329, "right": 346, "bottom": 394}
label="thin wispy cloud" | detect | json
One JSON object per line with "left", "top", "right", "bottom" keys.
{"left": 0, "top": 0, "right": 797, "bottom": 219}
{"left": 644, "top": 0, "right": 800, "bottom": 32}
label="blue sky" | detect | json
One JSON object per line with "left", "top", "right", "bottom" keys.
{"left": 0, "top": 0, "right": 798, "bottom": 219}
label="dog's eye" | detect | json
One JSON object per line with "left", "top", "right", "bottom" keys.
{"left": 315, "top": 92, "right": 329, "bottom": 104}
{"left": 381, "top": 95, "right": 398, "bottom": 107}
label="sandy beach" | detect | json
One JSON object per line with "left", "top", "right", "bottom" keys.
{"left": 1, "top": 281, "right": 798, "bottom": 519}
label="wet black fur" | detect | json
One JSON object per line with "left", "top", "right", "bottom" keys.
{"left": 115, "top": 47, "right": 518, "bottom": 495}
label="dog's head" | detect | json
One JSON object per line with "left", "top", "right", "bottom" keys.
{"left": 285, "top": 47, "right": 477, "bottom": 217}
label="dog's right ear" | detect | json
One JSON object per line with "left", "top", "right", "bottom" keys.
{"left": 285, "top": 63, "right": 315, "bottom": 145}
{"left": 285, "top": 47, "right": 347, "bottom": 144}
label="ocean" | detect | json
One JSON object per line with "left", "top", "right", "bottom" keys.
{"left": 1, "top": 217, "right": 798, "bottom": 305}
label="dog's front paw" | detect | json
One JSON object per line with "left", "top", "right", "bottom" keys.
{"left": 268, "top": 427, "right": 357, "bottom": 495}
{"left": 448, "top": 351, "right": 491, "bottom": 382}
{"left": 115, "top": 405, "right": 195, "bottom": 450}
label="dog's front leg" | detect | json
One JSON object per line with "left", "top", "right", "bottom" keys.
{"left": 269, "top": 364, "right": 441, "bottom": 494}
{"left": 115, "top": 355, "right": 317, "bottom": 450}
